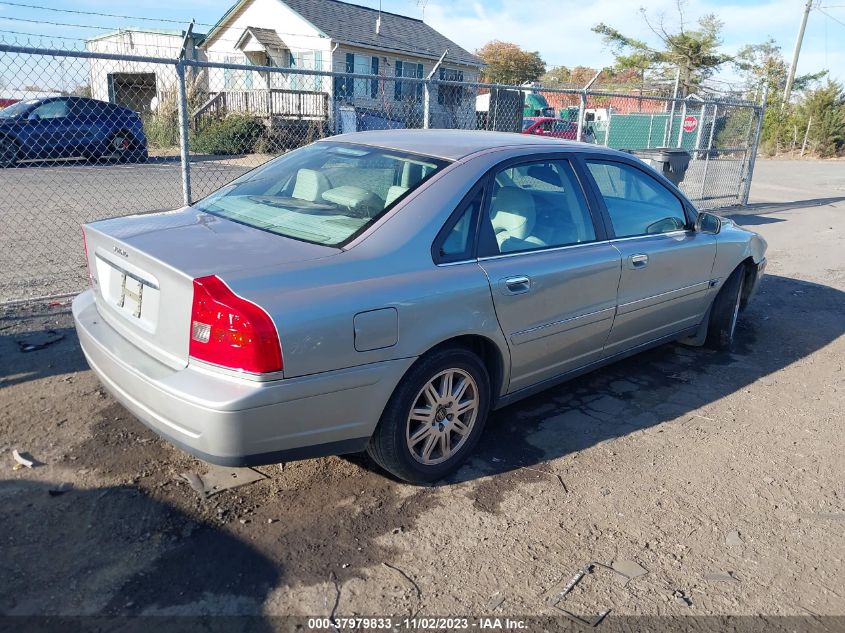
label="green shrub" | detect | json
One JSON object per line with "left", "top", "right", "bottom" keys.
{"left": 191, "top": 114, "right": 265, "bottom": 155}
{"left": 254, "top": 120, "right": 329, "bottom": 154}
{"left": 143, "top": 111, "right": 180, "bottom": 149}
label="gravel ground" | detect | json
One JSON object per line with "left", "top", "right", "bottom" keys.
{"left": 0, "top": 160, "right": 843, "bottom": 626}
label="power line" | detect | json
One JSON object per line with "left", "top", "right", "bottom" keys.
{"left": 0, "top": 28, "right": 86, "bottom": 41}
{"left": 817, "top": 7, "right": 845, "bottom": 28}
{"left": 0, "top": 15, "right": 330, "bottom": 50}
{"left": 0, "top": 0, "right": 216, "bottom": 28}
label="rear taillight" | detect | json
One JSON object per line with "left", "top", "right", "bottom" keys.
{"left": 189, "top": 275, "right": 283, "bottom": 374}
{"left": 82, "top": 229, "right": 93, "bottom": 287}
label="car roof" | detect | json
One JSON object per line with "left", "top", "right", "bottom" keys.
{"left": 323, "top": 129, "right": 624, "bottom": 161}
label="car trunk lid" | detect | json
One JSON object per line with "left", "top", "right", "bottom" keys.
{"left": 83, "top": 208, "right": 338, "bottom": 370}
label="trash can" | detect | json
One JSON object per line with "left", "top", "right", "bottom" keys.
{"left": 630, "top": 148, "right": 691, "bottom": 186}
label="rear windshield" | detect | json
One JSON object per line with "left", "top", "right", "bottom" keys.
{"left": 194, "top": 142, "right": 449, "bottom": 246}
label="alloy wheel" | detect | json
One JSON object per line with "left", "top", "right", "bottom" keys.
{"left": 405, "top": 368, "right": 479, "bottom": 466}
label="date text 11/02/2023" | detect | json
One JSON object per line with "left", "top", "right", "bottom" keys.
{"left": 306, "top": 617, "right": 527, "bottom": 630}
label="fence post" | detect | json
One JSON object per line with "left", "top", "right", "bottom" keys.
{"left": 664, "top": 67, "right": 680, "bottom": 146}
{"left": 423, "top": 78, "right": 431, "bottom": 129}
{"left": 576, "top": 92, "right": 586, "bottom": 142}
{"left": 676, "top": 100, "right": 687, "bottom": 148}
{"left": 175, "top": 60, "right": 193, "bottom": 206}
{"left": 699, "top": 104, "right": 717, "bottom": 199}
{"left": 693, "top": 104, "right": 705, "bottom": 158}
{"left": 647, "top": 114, "right": 654, "bottom": 149}
{"left": 740, "top": 84, "right": 768, "bottom": 206}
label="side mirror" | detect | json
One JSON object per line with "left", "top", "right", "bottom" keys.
{"left": 695, "top": 211, "right": 722, "bottom": 234}
{"left": 27, "top": 113, "right": 41, "bottom": 122}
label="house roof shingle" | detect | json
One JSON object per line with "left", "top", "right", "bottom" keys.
{"left": 283, "top": 0, "right": 480, "bottom": 67}
{"left": 240, "top": 26, "right": 287, "bottom": 50}
{"left": 210, "top": 0, "right": 482, "bottom": 68}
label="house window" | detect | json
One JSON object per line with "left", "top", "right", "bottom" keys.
{"left": 223, "top": 55, "right": 240, "bottom": 89}
{"left": 334, "top": 52, "right": 378, "bottom": 100}
{"left": 395, "top": 60, "right": 423, "bottom": 102}
{"left": 289, "top": 51, "right": 320, "bottom": 91}
{"left": 438, "top": 67, "right": 464, "bottom": 106}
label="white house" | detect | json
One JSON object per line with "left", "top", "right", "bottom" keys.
{"left": 87, "top": 0, "right": 483, "bottom": 129}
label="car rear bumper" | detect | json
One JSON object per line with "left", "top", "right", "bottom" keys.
{"left": 73, "top": 290, "right": 415, "bottom": 466}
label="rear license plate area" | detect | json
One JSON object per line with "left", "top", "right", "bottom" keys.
{"left": 118, "top": 273, "right": 144, "bottom": 318}
{"left": 95, "top": 253, "right": 160, "bottom": 332}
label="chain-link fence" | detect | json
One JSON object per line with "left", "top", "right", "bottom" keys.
{"left": 0, "top": 43, "right": 764, "bottom": 304}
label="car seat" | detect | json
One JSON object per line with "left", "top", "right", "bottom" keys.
{"left": 292, "top": 168, "right": 331, "bottom": 202}
{"left": 490, "top": 187, "right": 546, "bottom": 252}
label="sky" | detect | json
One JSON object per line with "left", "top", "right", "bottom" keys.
{"left": 0, "top": 0, "right": 843, "bottom": 87}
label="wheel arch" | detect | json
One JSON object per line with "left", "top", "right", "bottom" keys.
{"left": 392, "top": 333, "right": 508, "bottom": 407}
{"left": 738, "top": 255, "right": 759, "bottom": 309}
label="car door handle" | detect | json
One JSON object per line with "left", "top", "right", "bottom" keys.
{"left": 628, "top": 253, "right": 649, "bottom": 269}
{"left": 502, "top": 276, "right": 531, "bottom": 294}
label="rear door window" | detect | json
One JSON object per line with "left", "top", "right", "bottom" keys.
{"left": 585, "top": 160, "right": 688, "bottom": 238}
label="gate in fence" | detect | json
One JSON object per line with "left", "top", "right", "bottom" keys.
{"left": 0, "top": 43, "right": 764, "bottom": 304}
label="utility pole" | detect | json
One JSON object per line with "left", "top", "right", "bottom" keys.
{"left": 783, "top": 0, "right": 814, "bottom": 105}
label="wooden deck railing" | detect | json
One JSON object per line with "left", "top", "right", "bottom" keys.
{"left": 192, "top": 89, "right": 329, "bottom": 127}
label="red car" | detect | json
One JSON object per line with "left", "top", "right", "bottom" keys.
{"left": 521, "top": 116, "right": 578, "bottom": 140}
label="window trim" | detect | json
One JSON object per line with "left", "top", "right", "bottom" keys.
{"left": 577, "top": 155, "right": 697, "bottom": 239}
{"left": 430, "top": 152, "right": 609, "bottom": 266}
{"left": 431, "top": 182, "right": 486, "bottom": 265}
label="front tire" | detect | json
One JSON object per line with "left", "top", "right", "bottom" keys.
{"left": 705, "top": 265, "right": 746, "bottom": 350}
{"left": 367, "top": 347, "right": 491, "bottom": 484}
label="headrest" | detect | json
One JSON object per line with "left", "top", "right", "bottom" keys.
{"left": 292, "top": 168, "right": 330, "bottom": 202}
{"left": 490, "top": 187, "right": 535, "bottom": 240}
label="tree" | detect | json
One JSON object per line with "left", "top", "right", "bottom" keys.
{"left": 734, "top": 39, "right": 826, "bottom": 105}
{"left": 593, "top": 3, "right": 731, "bottom": 96}
{"left": 800, "top": 81, "right": 845, "bottom": 157}
{"left": 475, "top": 41, "right": 546, "bottom": 85}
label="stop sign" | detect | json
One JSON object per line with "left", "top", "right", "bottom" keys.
{"left": 683, "top": 115, "right": 698, "bottom": 133}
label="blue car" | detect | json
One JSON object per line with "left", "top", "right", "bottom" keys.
{"left": 0, "top": 96, "right": 148, "bottom": 167}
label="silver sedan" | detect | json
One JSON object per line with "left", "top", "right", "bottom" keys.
{"left": 73, "top": 130, "right": 767, "bottom": 483}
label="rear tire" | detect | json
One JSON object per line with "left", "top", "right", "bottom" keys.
{"left": 0, "top": 136, "right": 19, "bottom": 168}
{"left": 106, "top": 131, "right": 134, "bottom": 163}
{"left": 367, "top": 347, "right": 491, "bottom": 484}
{"left": 705, "top": 265, "right": 746, "bottom": 350}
